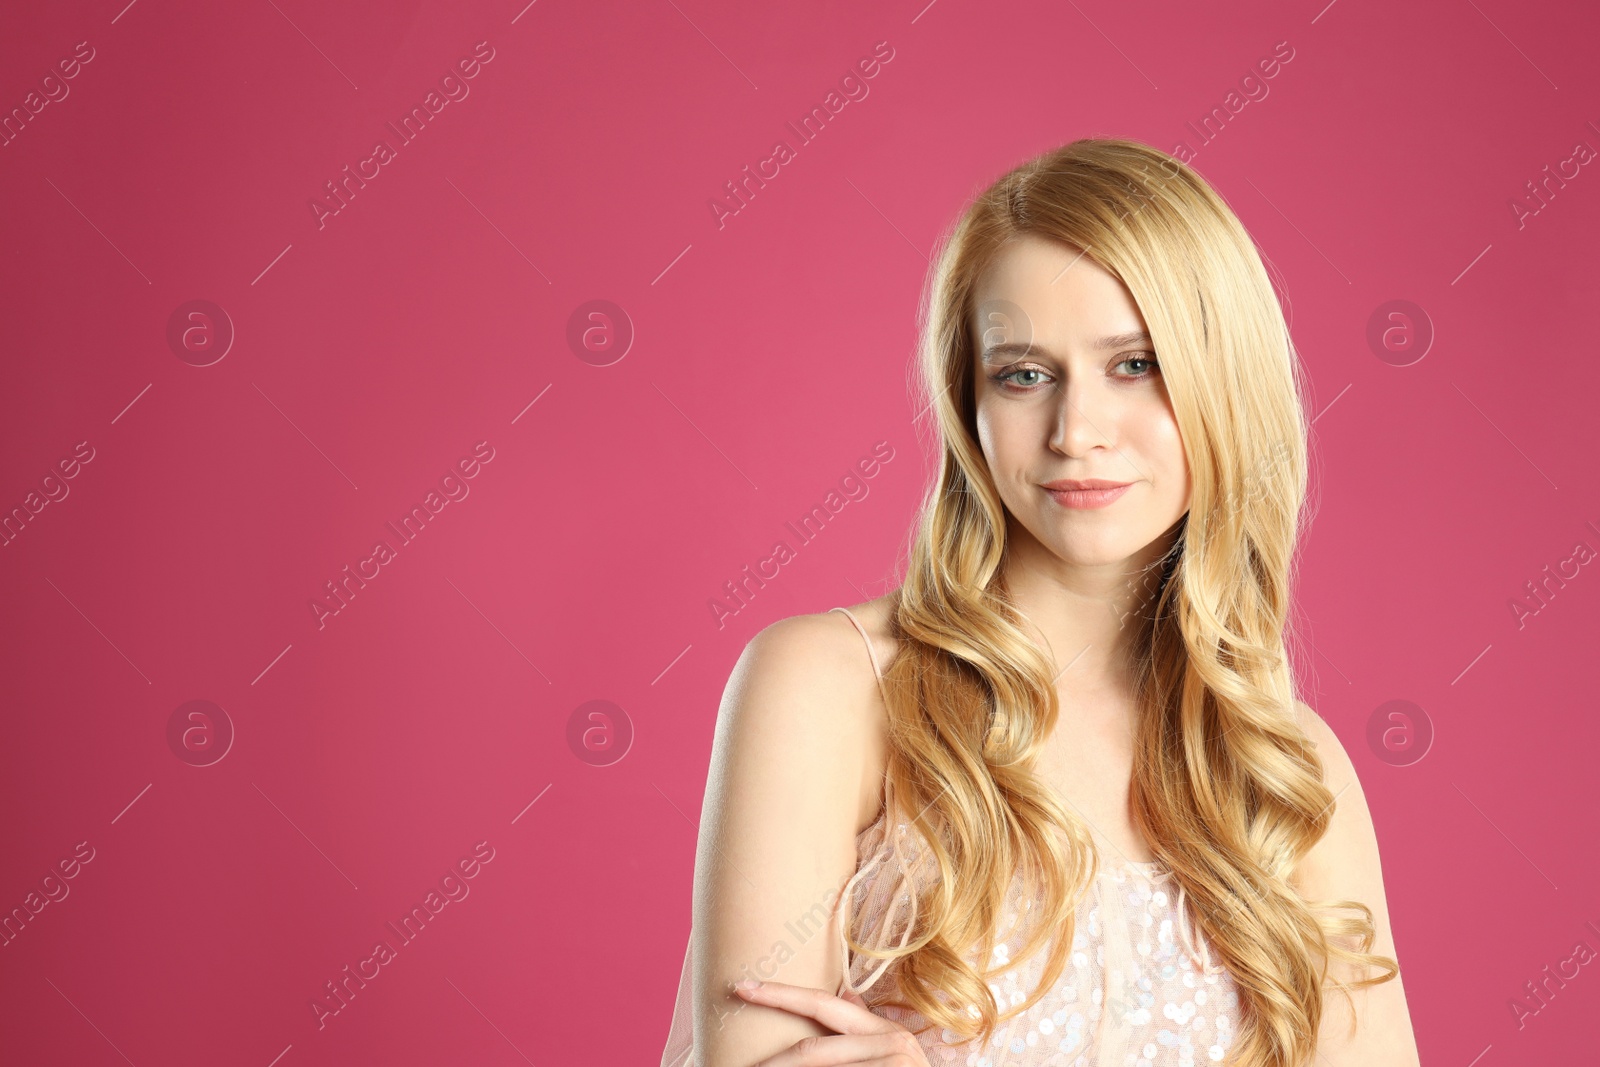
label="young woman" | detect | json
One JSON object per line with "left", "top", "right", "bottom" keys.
{"left": 659, "top": 138, "right": 1420, "bottom": 1067}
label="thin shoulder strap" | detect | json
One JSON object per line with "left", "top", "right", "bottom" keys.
{"left": 827, "top": 605, "right": 901, "bottom": 1000}
{"left": 828, "top": 606, "right": 883, "bottom": 681}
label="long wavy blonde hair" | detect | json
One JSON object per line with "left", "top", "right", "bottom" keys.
{"left": 853, "top": 138, "right": 1398, "bottom": 1065}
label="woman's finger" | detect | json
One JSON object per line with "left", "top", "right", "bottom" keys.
{"left": 748, "top": 1030, "right": 924, "bottom": 1067}
{"left": 732, "top": 979, "right": 893, "bottom": 1036}
{"left": 732, "top": 980, "right": 931, "bottom": 1065}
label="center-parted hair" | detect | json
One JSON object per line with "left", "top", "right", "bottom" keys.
{"left": 852, "top": 137, "right": 1398, "bottom": 1066}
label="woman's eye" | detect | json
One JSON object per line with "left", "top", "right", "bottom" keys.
{"left": 991, "top": 358, "right": 1157, "bottom": 390}
{"left": 997, "top": 367, "right": 1050, "bottom": 388}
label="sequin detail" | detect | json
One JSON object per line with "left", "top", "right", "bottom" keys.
{"left": 834, "top": 805, "right": 1241, "bottom": 1067}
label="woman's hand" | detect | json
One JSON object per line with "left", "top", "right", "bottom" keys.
{"left": 730, "top": 979, "right": 932, "bottom": 1066}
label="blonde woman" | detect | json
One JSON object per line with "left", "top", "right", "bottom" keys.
{"left": 660, "top": 138, "right": 1420, "bottom": 1067}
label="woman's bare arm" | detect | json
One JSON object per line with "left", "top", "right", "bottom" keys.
{"left": 692, "top": 612, "right": 888, "bottom": 1067}
{"left": 1293, "top": 703, "right": 1422, "bottom": 1066}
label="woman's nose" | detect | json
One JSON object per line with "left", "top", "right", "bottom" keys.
{"left": 1049, "top": 378, "right": 1113, "bottom": 456}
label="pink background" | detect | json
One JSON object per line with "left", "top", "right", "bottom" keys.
{"left": 2, "top": 0, "right": 1597, "bottom": 1063}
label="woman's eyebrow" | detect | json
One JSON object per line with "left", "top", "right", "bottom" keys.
{"left": 979, "top": 331, "right": 1153, "bottom": 362}
{"left": 1092, "top": 330, "right": 1153, "bottom": 349}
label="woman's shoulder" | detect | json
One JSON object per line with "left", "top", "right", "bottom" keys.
{"left": 746, "top": 592, "right": 902, "bottom": 677}
{"left": 731, "top": 594, "right": 900, "bottom": 833}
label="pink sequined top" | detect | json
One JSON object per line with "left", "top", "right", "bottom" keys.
{"left": 659, "top": 607, "right": 1242, "bottom": 1067}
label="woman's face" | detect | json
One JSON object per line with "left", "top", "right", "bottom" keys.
{"left": 971, "top": 234, "right": 1191, "bottom": 571}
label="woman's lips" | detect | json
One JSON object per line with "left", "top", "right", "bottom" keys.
{"left": 1042, "top": 483, "right": 1131, "bottom": 509}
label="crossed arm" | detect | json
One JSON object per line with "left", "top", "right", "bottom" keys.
{"left": 688, "top": 614, "right": 890, "bottom": 1067}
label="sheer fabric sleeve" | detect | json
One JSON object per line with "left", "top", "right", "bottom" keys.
{"left": 834, "top": 781, "right": 939, "bottom": 1001}
{"left": 663, "top": 780, "right": 936, "bottom": 1065}
{"left": 658, "top": 934, "right": 695, "bottom": 1067}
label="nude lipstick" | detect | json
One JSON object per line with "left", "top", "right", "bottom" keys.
{"left": 1040, "top": 478, "right": 1132, "bottom": 510}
